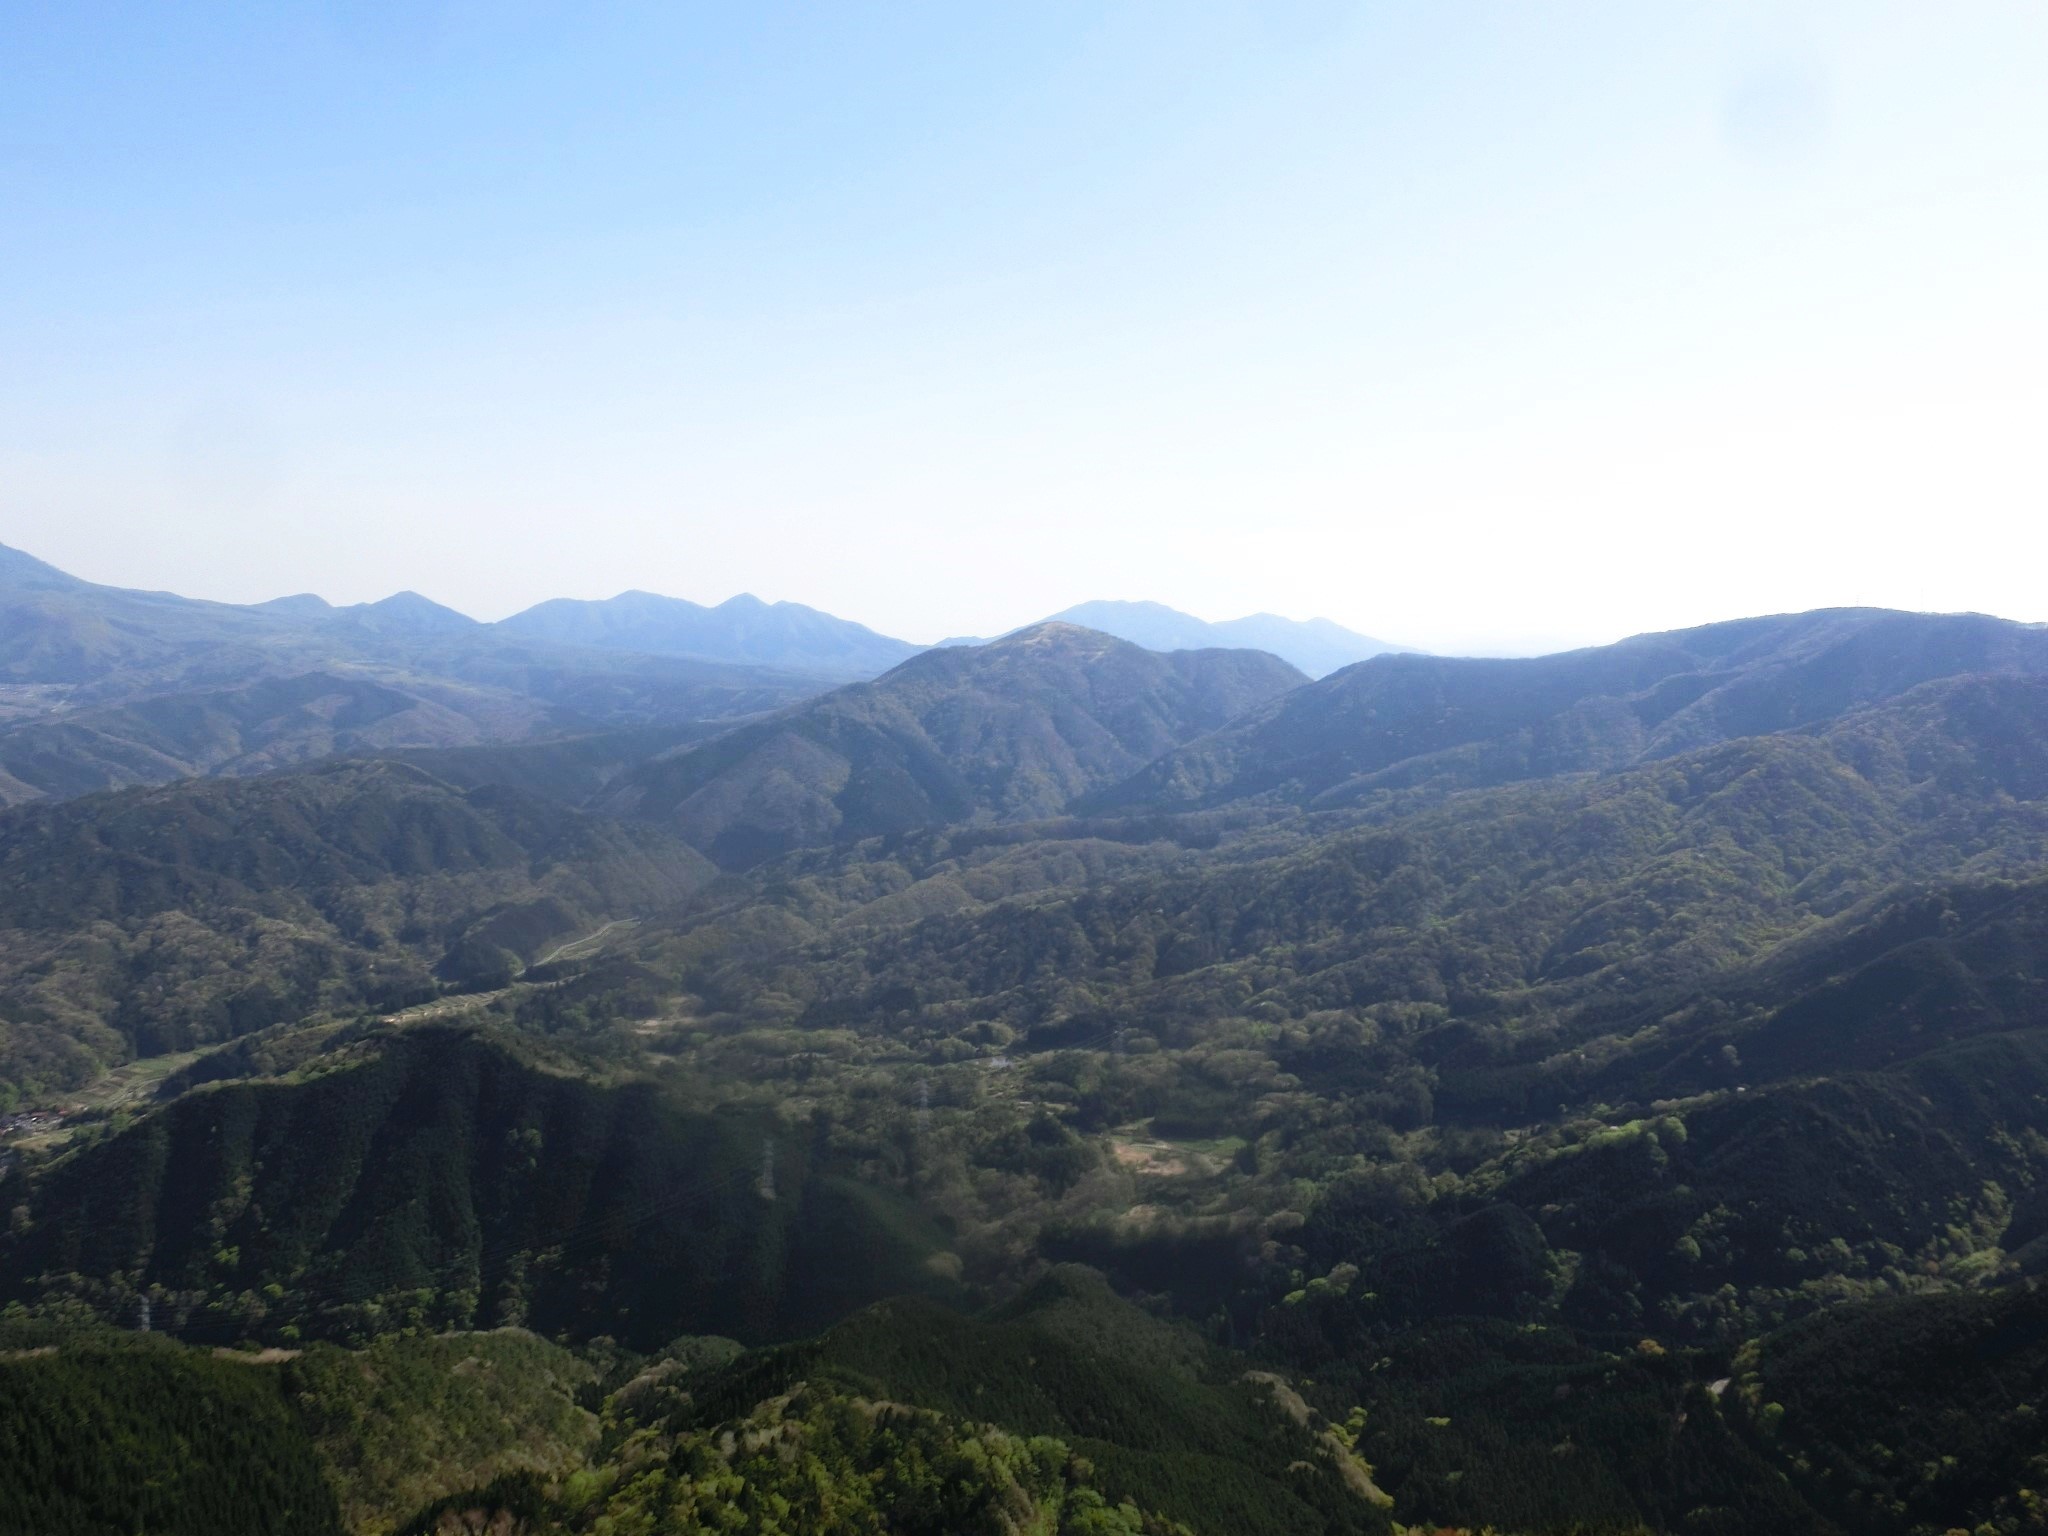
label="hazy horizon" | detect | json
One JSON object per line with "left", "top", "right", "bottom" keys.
{"left": 15, "top": 531, "right": 2048, "bottom": 664}
{"left": 5, "top": 2, "right": 2043, "bottom": 655}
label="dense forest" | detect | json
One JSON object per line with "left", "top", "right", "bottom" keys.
{"left": 4, "top": 601, "right": 2047, "bottom": 1533}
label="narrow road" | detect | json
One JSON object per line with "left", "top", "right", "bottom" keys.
{"left": 536, "top": 917, "right": 640, "bottom": 967}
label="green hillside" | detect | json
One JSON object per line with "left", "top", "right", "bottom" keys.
{"left": 0, "top": 761, "right": 713, "bottom": 1100}
{"left": 0, "top": 1027, "right": 956, "bottom": 1347}
{"left": 605, "top": 623, "right": 1304, "bottom": 865}
{"left": 0, "top": 672, "right": 570, "bottom": 807}
{"left": 284, "top": 1329, "right": 600, "bottom": 1535}
{"left": 681, "top": 1266, "right": 1384, "bottom": 1536}
{"left": 0, "top": 1338, "right": 345, "bottom": 1536}
{"left": 1090, "top": 608, "right": 2048, "bottom": 813}
{"left": 1742, "top": 1281, "right": 2048, "bottom": 1533}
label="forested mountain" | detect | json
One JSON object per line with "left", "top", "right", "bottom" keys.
{"left": 0, "top": 761, "right": 712, "bottom": 1099}
{"left": 378, "top": 719, "right": 740, "bottom": 806}
{"left": 0, "top": 672, "right": 563, "bottom": 807}
{"left": 1093, "top": 607, "right": 2048, "bottom": 812}
{"left": 695, "top": 674, "right": 2048, "bottom": 1076}
{"left": 6, "top": 598, "right": 2048, "bottom": 1536}
{"left": 0, "top": 1338, "right": 346, "bottom": 1536}
{"left": 603, "top": 623, "right": 1305, "bottom": 865}
{"left": 0, "top": 1278, "right": 1362, "bottom": 1536}
{"left": 0, "top": 648, "right": 819, "bottom": 811}
{"left": 495, "top": 589, "right": 922, "bottom": 677}
{"left": 650, "top": 1264, "right": 1387, "bottom": 1536}
{"left": 0, "top": 1026, "right": 950, "bottom": 1347}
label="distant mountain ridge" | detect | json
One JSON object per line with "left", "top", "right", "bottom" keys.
{"left": 2, "top": 539, "right": 1418, "bottom": 689}
{"left": 493, "top": 588, "right": 920, "bottom": 677}
{"left": 12, "top": 538, "right": 2048, "bottom": 852}
{"left": 0, "top": 542, "right": 853, "bottom": 805}
{"left": 0, "top": 541, "right": 915, "bottom": 692}
{"left": 944, "top": 599, "right": 1414, "bottom": 677}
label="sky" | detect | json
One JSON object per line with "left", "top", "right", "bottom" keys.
{"left": 3, "top": 2, "right": 2044, "bottom": 656}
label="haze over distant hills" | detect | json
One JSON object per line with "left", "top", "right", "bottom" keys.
{"left": 493, "top": 588, "right": 921, "bottom": 677}
{"left": 1051, "top": 600, "right": 1418, "bottom": 677}
{"left": 0, "top": 541, "right": 918, "bottom": 694}
{"left": 0, "top": 540, "right": 1434, "bottom": 809}
{"left": 943, "top": 599, "right": 1416, "bottom": 678}
{"left": 2, "top": 538, "right": 1414, "bottom": 691}
{"left": 0, "top": 542, "right": 838, "bottom": 806}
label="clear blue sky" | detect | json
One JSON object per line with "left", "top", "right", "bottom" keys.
{"left": 3, "top": 1, "right": 2043, "bottom": 653}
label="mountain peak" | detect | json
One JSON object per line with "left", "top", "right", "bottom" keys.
{"left": 336, "top": 590, "right": 479, "bottom": 635}
{"left": 251, "top": 592, "right": 335, "bottom": 618}
{"left": 607, "top": 623, "right": 1304, "bottom": 865}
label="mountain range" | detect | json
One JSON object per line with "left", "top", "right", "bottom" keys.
{"left": 1088, "top": 606, "right": 2048, "bottom": 813}
{"left": 0, "top": 544, "right": 848, "bottom": 808}
{"left": 0, "top": 541, "right": 1414, "bottom": 810}
{"left": 6, "top": 539, "right": 2048, "bottom": 1535}
{"left": 492, "top": 588, "right": 923, "bottom": 676}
